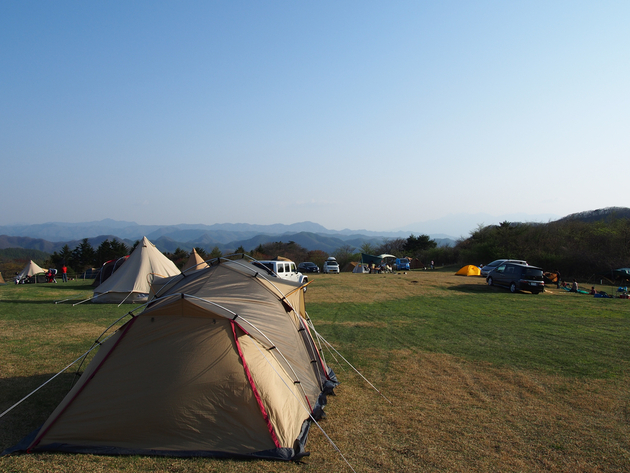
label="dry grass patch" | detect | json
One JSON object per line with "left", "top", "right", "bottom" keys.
{"left": 313, "top": 350, "right": 630, "bottom": 472}
{"left": 306, "top": 271, "right": 487, "bottom": 304}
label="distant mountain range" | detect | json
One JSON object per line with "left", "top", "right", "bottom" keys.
{"left": 0, "top": 220, "right": 457, "bottom": 255}
{"left": 1, "top": 208, "right": 626, "bottom": 255}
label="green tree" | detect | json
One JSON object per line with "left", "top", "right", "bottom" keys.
{"left": 209, "top": 246, "right": 222, "bottom": 259}
{"left": 71, "top": 238, "right": 96, "bottom": 272}
{"left": 360, "top": 242, "right": 376, "bottom": 255}
{"left": 404, "top": 234, "right": 437, "bottom": 255}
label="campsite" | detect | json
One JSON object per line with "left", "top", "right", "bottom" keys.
{"left": 1, "top": 269, "right": 629, "bottom": 472}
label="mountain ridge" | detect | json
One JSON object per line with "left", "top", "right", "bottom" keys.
{"left": 1, "top": 208, "right": 626, "bottom": 255}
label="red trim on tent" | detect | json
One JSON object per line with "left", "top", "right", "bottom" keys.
{"left": 28, "top": 316, "right": 139, "bottom": 452}
{"left": 231, "top": 320, "right": 281, "bottom": 449}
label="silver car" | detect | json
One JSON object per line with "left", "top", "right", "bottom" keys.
{"left": 480, "top": 259, "right": 527, "bottom": 278}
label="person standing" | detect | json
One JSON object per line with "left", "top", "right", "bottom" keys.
{"left": 430, "top": 260, "right": 435, "bottom": 270}
{"left": 62, "top": 265, "right": 68, "bottom": 283}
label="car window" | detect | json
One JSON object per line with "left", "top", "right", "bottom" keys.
{"left": 506, "top": 266, "right": 514, "bottom": 274}
{"left": 496, "top": 265, "right": 505, "bottom": 273}
{"left": 277, "top": 264, "right": 284, "bottom": 273}
{"left": 523, "top": 268, "right": 543, "bottom": 280}
{"left": 290, "top": 263, "right": 296, "bottom": 272}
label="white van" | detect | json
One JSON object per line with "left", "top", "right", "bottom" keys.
{"left": 323, "top": 257, "right": 340, "bottom": 274}
{"left": 253, "top": 260, "right": 308, "bottom": 286}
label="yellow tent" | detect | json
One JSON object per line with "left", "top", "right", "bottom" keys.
{"left": 455, "top": 265, "right": 481, "bottom": 276}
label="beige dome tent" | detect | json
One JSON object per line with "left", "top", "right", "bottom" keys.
{"left": 92, "top": 237, "right": 180, "bottom": 304}
{"left": 17, "top": 258, "right": 337, "bottom": 460}
{"left": 181, "top": 248, "right": 209, "bottom": 273}
{"left": 15, "top": 260, "right": 46, "bottom": 282}
{"left": 455, "top": 265, "right": 481, "bottom": 276}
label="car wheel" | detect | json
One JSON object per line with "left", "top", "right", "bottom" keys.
{"left": 510, "top": 282, "right": 517, "bottom": 293}
{"left": 487, "top": 277, "right": 493, "bottom": 286}
{"left": 532, "top": 291, "right": 540, "bottom": 295}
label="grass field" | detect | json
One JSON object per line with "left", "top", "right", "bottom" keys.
{"left": 1, "top": 271, "right": 629, "bottom": 472}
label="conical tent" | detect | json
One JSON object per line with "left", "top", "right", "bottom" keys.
{"left": 181, "top": 248, "right": 209, "bottom": 273}
{"left": 17, "top": 258, "right": 337, "bottom": 460}
{"left": 0, "top": 271, "right": 5, "bottom": 285}
{"left": 16, "top": 261, "right": 46, "bottom": 281}
{"left": 455, "top": 265, "right": 481, "bottom": 276}
{"left": 92, "top": 237, "right": 180, "bottom": 303}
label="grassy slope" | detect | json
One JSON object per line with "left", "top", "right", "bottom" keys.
{"left": 1, "top": 273, "right": 629, "bottom": 472}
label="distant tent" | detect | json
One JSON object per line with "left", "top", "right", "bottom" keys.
{"left": 92, "top": 256, "right": 129, "bottom": 288}
{"left": 352, "top": 262, "right": 370, "bottom": 273}
{"left": 455, "top": 265, "right": 481, "bottom": 276}
{"left": 92, "top": 237, "right": 180, "bottom": 304}
{"left": 16, "top": 260, "right": 46, "bottom": 282}
{"left": 409, "top": 258, "right": 424, "bottom": 270}
{"left": 15, "top": 258, "right": 337, "bottom": 460}
{"left": 0, "top": 271, "right": 5, "bottom": 285}
{"left": 181, "top": 248, "right": 209, "bottom": 273}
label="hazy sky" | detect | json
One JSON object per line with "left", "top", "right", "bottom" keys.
{"left": 2, "top": 1, "right": 628, "bottom": 233}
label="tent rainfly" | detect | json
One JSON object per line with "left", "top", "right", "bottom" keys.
{"left": 9, "top": 258, "right": 337, "bottom": 460}
{"left": 92, "top": 237, "right": 180, "bottom": 304}
{"left": 92, "top": 256, "right": 129, "bottom": 288}
{"left": 181, "top": 248, "right": 209, "bottom": 273}
{"left": 455, "top": 265, "right": 481, "bottom": 276}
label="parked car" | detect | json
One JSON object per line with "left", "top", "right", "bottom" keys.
{"left": 480, "top": 259, "right": 528, "bottom": 278}
{"left": 393, "top": 258, "right": 410, "bottom": 271}
{"left": 323, "top": 257, "right": 340, "bottom": 274}
{"left": 298, "top": 262, "right": 320, "bottom": 273}
{"left": 486, "top": 262, "right": 544, "bottom": 294}
{"left": 252, "top": 260, "right": 308, "bottom": 286}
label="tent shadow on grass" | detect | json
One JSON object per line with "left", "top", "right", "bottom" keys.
{"left": 445, "top": 283, "right": 490, "bottom": 294}
{"left": 0, "top": 300, "right": 71, "bottom": 305}
{"left": 0, "top": 373, "right": 76, "bottom": 453}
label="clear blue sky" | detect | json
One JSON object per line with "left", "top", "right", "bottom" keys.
{"left": 2, "top": 1, "right": 628, "bottom": 233}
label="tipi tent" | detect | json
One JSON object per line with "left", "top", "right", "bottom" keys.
{"left": 16, "top": 260, "right": 46, "bottom": 282}
{"left": 181, "top": 248, "right": 209, "bottom": 273}
{"left": 455, "top": 265, "right": 481, "bottom": 276}
{"left": 16, "top": 258, "right": 337, "bottom": 460}
{"left": 92, "top": 237, "right": 180, "bottom": 303}
{"left": 0, "top": 271, "right": 5, "bottom": 285}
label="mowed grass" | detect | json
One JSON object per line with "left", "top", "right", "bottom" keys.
{"left": 1, "top": 272, "right": 629, "bottom": 472}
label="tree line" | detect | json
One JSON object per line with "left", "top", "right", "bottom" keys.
{"left": 5, "top": 215, "right": 627, "bottom": 280}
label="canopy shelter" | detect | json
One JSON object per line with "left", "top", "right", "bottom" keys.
{"left": 360, "top": 253, "right": 383, "bottom": 265}
{"left": 92, "top": 237, "right": 180, "bottom": 304}
{"left": 181, "top": 248, "right": 209, "bottom": 273}
{"left": 12, "top": 257, "right": 338, "bottom": 461}
{"left": 455, "top": 265, "right": 481, "bottom": 276}
{"left": 15, "top": 260, "right": 46, "bottom": 283}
